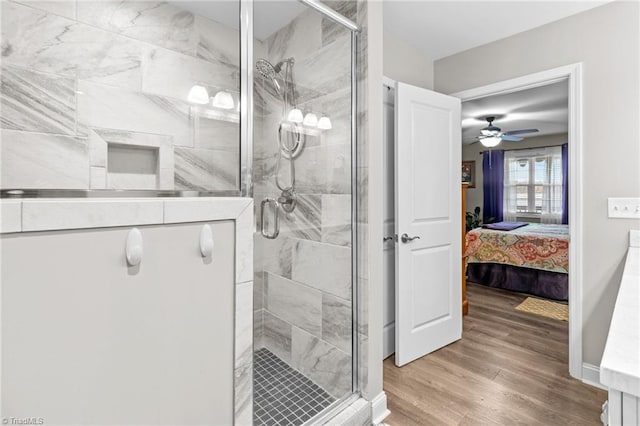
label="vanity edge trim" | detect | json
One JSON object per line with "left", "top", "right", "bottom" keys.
{"left": 0, "top": 198, "right": 253, "bottom": 233}
{"left": 600, "top": 241, "right": 640, "bottom": 398}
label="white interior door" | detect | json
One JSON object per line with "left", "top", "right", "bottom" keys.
{"left": 394, "top": 81, "right": 462, "bottom": 367}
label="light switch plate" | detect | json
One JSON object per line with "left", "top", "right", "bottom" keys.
{"left": 608, "top": 198, "right": 640, "bottom": 219}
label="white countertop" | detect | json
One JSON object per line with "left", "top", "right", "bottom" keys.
{"left": 0, "top": 197, "right": 253, "bottom": 233}
{"left": 600, "top": 230, "right": 640, "bottom": 397}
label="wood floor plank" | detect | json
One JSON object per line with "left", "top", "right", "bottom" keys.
{"left": 384, "top": 283, "right": 606, "bottom": 425}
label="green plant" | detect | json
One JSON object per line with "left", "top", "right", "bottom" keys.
{"left": 466, "top": 206, "right": 482, "bottom": 232}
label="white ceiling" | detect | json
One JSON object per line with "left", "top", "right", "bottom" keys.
{"left": 461, "top": 80, "right": 568, "bottom": 145}
{"left": 383, "top": 1, "right": 611, "bottom": 60}
{"left": 175, "top": 1, "right": 306, "bottom": 41}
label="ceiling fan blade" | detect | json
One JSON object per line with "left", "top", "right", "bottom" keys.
{"left": 503, "top": 129, "right": 539, "bottom": 136}
{"left": 501, "top": 135, "right": 524, "bottom": 142}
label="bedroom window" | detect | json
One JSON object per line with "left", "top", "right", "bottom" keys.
{"left": 504, "top": 146, "right": 563, "bottom": 223}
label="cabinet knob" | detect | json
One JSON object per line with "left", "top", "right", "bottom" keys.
{"left": 125, "top": 228, "right": 143, "bottom": 266}
{"left": 200, "top": 224, "right": 214, "bottom": 258}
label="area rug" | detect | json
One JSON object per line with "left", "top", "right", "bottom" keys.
{"left": 515, "top": 297, "right": 568, "bottom": 321}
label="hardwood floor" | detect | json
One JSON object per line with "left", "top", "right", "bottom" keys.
{"left": 383, "top": 283, "right": 606, "bottom": 426}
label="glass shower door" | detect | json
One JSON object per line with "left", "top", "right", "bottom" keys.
{"left": 251, "top": 1, "right": 357, "bottom": 424}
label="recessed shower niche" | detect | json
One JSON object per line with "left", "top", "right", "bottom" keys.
{"left": 106, "top": 144, "right": 160, "bottom": 190}
{"left": 93, "top": 129, "right": 172, "bottom": 190}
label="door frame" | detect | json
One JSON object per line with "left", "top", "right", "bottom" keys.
{"left": 451, "top": 63, "right": 584, "bottom": 380}
{"left": 382, "top": 76, "right": 396, "bottom": 360}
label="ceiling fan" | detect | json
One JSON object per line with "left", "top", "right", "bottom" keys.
{"left": 476, "top": 116, "right": 539, "bottom": 147}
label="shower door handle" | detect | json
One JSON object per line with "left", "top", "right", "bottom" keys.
{"left": 261, "top": 198, "right": 280, "bottom": 239}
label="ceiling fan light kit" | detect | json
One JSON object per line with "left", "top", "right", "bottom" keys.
{"left": 475, "top": 116, "right": 539, "bottom": 147}
{"left": 480, "top": 136, "right": 502, "bottom": 147}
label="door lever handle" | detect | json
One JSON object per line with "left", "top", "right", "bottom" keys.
{"left": 383, "top": 236, "right": 394, "bottom": 242}
{"left": 400, "top": 233, "right": 420, "bottom": 243}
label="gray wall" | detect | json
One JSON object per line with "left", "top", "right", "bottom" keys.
{"left": 463, "top": 133, "right": 569, "bottom": 216}
{"left": 435, "top": 0, "right": 640, "bottom": 367}
{"left": 383, "top": 30, "right": 434, "bottom": 89}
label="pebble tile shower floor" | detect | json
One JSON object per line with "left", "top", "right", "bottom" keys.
{"left": 254, "top": 348, "right": 335, "bottom": 425}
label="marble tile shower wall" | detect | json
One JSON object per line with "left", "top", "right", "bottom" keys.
{"left": 252, "top": 4, "right": 355, "bottom": 399}
{"left": 1, "top": 0, "right": 240, "bottom": 191}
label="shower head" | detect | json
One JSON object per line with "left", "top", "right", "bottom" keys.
{"left": 273, "top": 57, "right": 294, "bottom": 73}
{"left": 256, "top": 59, "right": 276, "bottom": 79}
{"left": 256, "top": 59, "right": 281, "bottom": 95}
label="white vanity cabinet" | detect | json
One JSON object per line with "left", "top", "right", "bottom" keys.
{"left": 606, "top": 390, "right": 640, "bottom": 425}
{"left": 600, "top": 230, "right": 640, "bottom": 426}
{"left": 1, "top": 221, "right": 235, "bottom": 425}
{"left": 0, "top": 197, "right": 254, "bottom": 425}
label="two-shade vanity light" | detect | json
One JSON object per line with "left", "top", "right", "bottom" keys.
{"left": 188, "top": 85, "right": 235, "bottom": 110}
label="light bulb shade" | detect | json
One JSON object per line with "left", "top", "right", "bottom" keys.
{"left": 303, "top": 113, "right": 318, "bottom": 127}
{"left": 288, "top": 108, "right": 303, "bottom": 123}
{"left": 187, "top": 85, "right": 210, "bottom": 104}
{"left": 480, "top": 136, "right": 501, "bottom": 148}
{"left": 317, "top": 116, "right": 332, "bottom": 130}
{"left": 212, "top": 90, "right": 235, "bottom": 109}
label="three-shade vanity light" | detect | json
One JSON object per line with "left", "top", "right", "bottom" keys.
{"left": 287, "top": 108, "right": 332, "bottom": 130}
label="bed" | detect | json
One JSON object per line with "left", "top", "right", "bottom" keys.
{"left": 464, "top": 223, "right": 569, "bottom": 301}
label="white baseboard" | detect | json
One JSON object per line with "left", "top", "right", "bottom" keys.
{"left": 582, "top": 363, "right": 607, "bottom": 391}
{"left": 383, "top": 322, "right": 395, "bottom": 359}
{"left": 371, "top": 391, "right": 390, "bottom": 424}
{"left": 323, "top": 398, "right": 370, "bottom": 426}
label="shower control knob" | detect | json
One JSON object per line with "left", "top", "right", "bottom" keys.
{"left": 400, "top": 233, "right": 420, "bottom": 243}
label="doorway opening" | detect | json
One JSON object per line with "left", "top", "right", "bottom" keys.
{"left": 384, "top": 65, "right": 584, "bottom": 374}
{"left": 452, "top": 63, "right": 583, "bottom": 379}
{"left": 461, "top": 78, "right": 571, "bottom": 365}
{"left": 382, "top": 65, "right": 601, "bottom": 426}
{"left": 381, "top": 63, "right": 584, "bottom": 378}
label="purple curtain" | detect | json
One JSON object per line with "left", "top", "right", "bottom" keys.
{"left": 561, "top": 143, "right": 569, "bottom": 224}
{"left": 482, "top": 150, "right": 504, "bottom": 224}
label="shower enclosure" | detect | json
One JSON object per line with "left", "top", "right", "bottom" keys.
{"left": 0, "top": 0, "right": 361, "bottom": 424}
{"left": 251, "top": 2, "right": 359, "bottom": 424}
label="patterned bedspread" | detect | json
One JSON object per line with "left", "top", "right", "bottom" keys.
{"left": 465, "top": 223, "right": 569, "bottom": 274}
